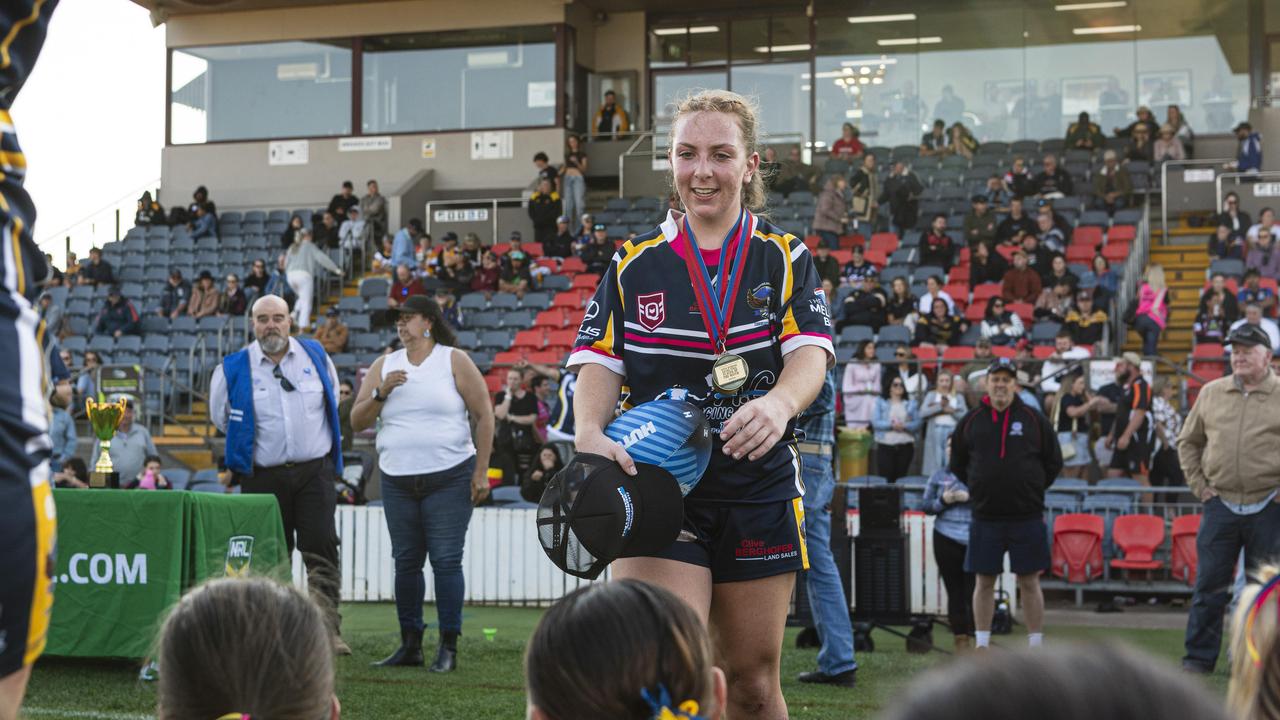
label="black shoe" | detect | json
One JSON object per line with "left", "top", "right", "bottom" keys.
{"left": 797, "top": 669, "right": 856, "bottom": 688}
{"left": 1182, "top": 661, "right": 1213, "bottom": 675}
{"left": 373, "top": 628, "right": 423, "bottom": 667}
{"left": 429, "top": 643, "right": 457, "bottom": 673}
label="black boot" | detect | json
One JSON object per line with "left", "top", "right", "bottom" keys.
{"left": 429, "top": 631, "right": 458, "bottom": 673}
{"left": 373, "top": 628, "right": 423, "bottom": 667}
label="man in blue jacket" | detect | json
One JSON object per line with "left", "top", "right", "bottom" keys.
{"left": 951, "top": 358, "right": 1063, "bottom": 650}
{"left": 209, "top": 294, "right": 349, "bottom": 654}
{"left": 1231, "top": 121, "right": 1263, "bottom": 175}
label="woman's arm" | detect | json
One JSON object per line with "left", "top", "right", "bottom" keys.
{"left": 903, "top": 400, "right": 923, "bottom": 433}
{"left": 572, "top": 363, "right": 636, "bottom": 473}
{"left": 870, "top": 398, "right": 891, "bottom": 432}
{"left": 921, "top": 472, "right": 947, "bottom": 515}
{"left": 452, "top": 351, "right": 496, "bottom": 503}
{"left": 721, "top": 345, "right": 827, "bottom": 462}
{"left": 950, "top": 393, "right": 968, "bottom": 419}
{"left": 350, "top": 356, "right": 387, "bottom": 432}
{"left": 919, "top": 392, "right": 944, "bottom": 419}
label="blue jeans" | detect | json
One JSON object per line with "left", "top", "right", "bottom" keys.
{"left": 1184, "top": 497, "right": 1280, "bottom": 670}
{"left": 561, "top": 174, "right": 585, "bottom": 230}
{"left": 381, "top": 457, "right": 476, "bottom": 634}
{"left": 1134, "top": 315, "right": 1162, "bottom": 356}
{"left": 801, "top": 451, "right": 857, "bottom": 675}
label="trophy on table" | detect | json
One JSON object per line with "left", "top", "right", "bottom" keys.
{"left": 86, "top": 397, "right": 127, "bottom": 488}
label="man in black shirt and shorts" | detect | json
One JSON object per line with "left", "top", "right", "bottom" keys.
{"left": 1106, "top": 352, "right": 1152, "bottom": 484}
{"left": 951, "top": 358, "right": 1063, "bottom": 650}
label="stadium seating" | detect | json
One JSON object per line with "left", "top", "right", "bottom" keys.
{"left": 1051, "top": 513, "right": 1105, "bottom": 584}
{"left": 1170, "top": 514, "right": 1201, "bottom": 586}
{"left": 1109, "top": 515, "right": 1166, "bottom": 573}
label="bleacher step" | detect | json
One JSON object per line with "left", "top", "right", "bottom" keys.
{"left": 168, "top": 449, "right": 214, "bottom": 470}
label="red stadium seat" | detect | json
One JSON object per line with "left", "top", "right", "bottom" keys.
{"left": 524, "top": 242, "right": 544, "bottom": 257}
{"left": 1051, "top": 513, "right": 1105, "bottom": 583}
{"left": 804, "top": 235, "right": 821, "bottom": 251}
{"left": 839, "top": 234, "right": 865, "bottom": 250}
{"left": 1032, "top": 345, "right": 1055, "bottom": 360}
{"left": 991, "top": 345, "right": 1016, "bottom": 359}
{"left": 941, "top": 346, "right": 974, "bottom": 372}
{"left": 964, "top": 303, "right": 986, "bottom": 323}
{"left": 1171, "top": 514, "right": 1201, "bottom": 586}
{"left": 536, "top": 258, "right": 558, "bottom": 271}
{"left": 1071, "top": 226, "right": 1103, "bottom": 247}
{"left": 1102, "top": 241, "right": 1130, "bottom": 263}
{"left": 831, "top": 250, "right": 852, "bottom": 266}
{"left": 1066, "top": 245, "right": 1094, "bottom": 265}
{"left": 943, "top": 282, "right": 969, "bottom": 307}
{"left": 560, "top": 257, "right": 587, "bottom": 273}
{"left": 485, "top": 374, "right": 504, "bottom": 394}
{"left": 527, "top": 350, "right": 560, "bottom": 365}
{"left": 552, "top": 292, "right": 582, "bottom": 309}
{"left": 1110, "top": 514, "right": 1166, "bottom": 572}
{"left": 912, "top": 345, "right": 938, "bottom": 363}
{"left": 491, "top": 243, "right": 510, "bottom": 256}
{"left": 512, "top": 329, "right": 546, "bottom": 350}
{"left": 493, "top": 350, "right": 527, "bottom": 366}
{"left": 958, "top": 247, "right": 971, "bottom": 265}
{"left": 1006, "top": 302, "right": 1034, "bottom": 324}
{"left": 547, "top": 329, "right": 577, "bottom": 348}
{"left": 949, "top": 265, "right": 970, "bottom": 285}
{"left": 1201, "top": 279, "right": 1240, "bottom": 295}
{"left": 995, "top": 245, "right": 1016, "bottom": 262}
{"left": 1108, "top": 224, "right": 1136, "bottom": 242}
{"left": 864, "top": 249, "right": 887, "bottom": 268}
{"left": 870, "top": 232, "right": 899, "bottom": 255}
{"left": 972, "top": 283, "right": 1002, "bottom": 304}
{"left": 535, "top": 309, "right": 568, "bottom": 329}
{"left": 571, "top": 273, "right": 601, "bottom": 290}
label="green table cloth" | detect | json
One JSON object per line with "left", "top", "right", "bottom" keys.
{"left": 45, "top": 489, "right": 288, "bottom": 658}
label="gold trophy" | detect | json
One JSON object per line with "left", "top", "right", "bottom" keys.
{"left": 86, "top": 397, "right": 127, "bottom": 488}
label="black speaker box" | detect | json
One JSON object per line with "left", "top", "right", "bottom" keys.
{"left": 859, "top": 485, "right": 902, "bottom": 534}
{"left": 853, "top": 534, "right": 910, "bottom": 624}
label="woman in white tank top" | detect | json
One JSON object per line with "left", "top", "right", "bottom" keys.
{"left": 350, "top": 295, "right": 494, "bottom": 673}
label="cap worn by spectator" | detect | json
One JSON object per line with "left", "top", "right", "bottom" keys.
{"left": 593, "top": 223, "right": 606, "bottom": 232}
{"left": 409, "top": 218, "right": 425, "bottom": 233}
{"left": 1227, "top": 324, "right": 1272, "bottom": 348}
{"left": 326, "top": 306, "right": 340, "bottom": 317}
{"left": 971, "top": 194, "right": 988, "bottom": 204}
{"left": 385, "top": 294, "right": 437, "bottom": 323}
{"left": 442, "top": 231, "right": 458, "bottom": 243}
{"left": 1235, "top": 121, "right": 1253, "bottom": 132}
{"left": 510, "top": 251, "right": 527, "bottom": 262}
{"left": 198, "top": 270, "right": 214, "bottom": 282}
{"left": 1117, "top": 351, "right": 1143, "bottom": 367}
{"left": 1076, "top": 289, "right": 1093, "bottom": 302}
{"left": 988, "top": 357, "right": 1018, "bottom": 377}
{"left": 510, "top": 231, "right": 522, "bottom": 241}
{"left": 108, "top": 284, "right": 122, "bottom": 296}
{"left": 557, "top": 215, "right": 570, "bottom": 224}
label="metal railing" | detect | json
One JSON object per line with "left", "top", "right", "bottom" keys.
{"left": 1159, "top": 158, "right": 1234, "bottom": 237}
{"left": 423, "top": 197, "right": 526, "bottom": 243}
{"left": 1114, "top": 197, "right": 1152, "bottom": 349}
{"left": 1216, "top": 170, "right": 1280, "bottom": 210}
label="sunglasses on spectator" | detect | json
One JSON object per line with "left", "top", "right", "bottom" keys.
{"left": 273, "top": 364, "right": 295, "bottom": 392}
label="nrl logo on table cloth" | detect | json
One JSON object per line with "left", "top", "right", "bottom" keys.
{"left": 224, "top": 535, "right": 255, "bottom": 577}
{"left": 638, "top": 291, "right": 666, "bottom": 332}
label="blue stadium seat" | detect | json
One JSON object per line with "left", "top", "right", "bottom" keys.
{"left": 165, "top": 468, "right": 191, "bottom": 491}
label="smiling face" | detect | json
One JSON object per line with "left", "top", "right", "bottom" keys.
{"left": 395, "top": 309, "right": 430, "bottom": 343}
{"left": 670, "top": 111, "right": 759, "bottom": 228}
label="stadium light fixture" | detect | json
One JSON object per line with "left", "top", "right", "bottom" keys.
{"left": 1072, "top": 24, "right": 1141, "bottom": 34}
{"left": 753, "top": 43, "right": 813, "bottom": 53}
{"left": 1055, "top": 1, "right": 1127, "bottom": 10}
{"left": 847, "top": 13, "right": 917, "bottom": 24}
{"left": 841, "top": 57, "right": 898, "bottom": 67}
{"left": 653, "top": 25, "right": 720, "bottom": 36}
{"left": 877, "top": 37, "right": 943, "bottom": 46}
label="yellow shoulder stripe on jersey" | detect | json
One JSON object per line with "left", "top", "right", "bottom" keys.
{"left": 615, "top": 235, "right": 667, "bottom": 310}
{"left": 9, "top": 213, "right": 25, "bottom": 297}
{"left": 759, "top": 231, "right": 801, "bottom": 339}
{"left": 0, "top": 0, "right": 47, "bottom": 70}
{"left": 591, "top": 312, "right": 617, "bottom": 358}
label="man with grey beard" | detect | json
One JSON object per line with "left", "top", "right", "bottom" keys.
{"left": 209, "top": 294, "right": 349, "bottom": 654}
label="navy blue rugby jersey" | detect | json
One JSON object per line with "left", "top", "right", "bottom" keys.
{"left": 567, "top": 210, "right": 835, "bottom": 504}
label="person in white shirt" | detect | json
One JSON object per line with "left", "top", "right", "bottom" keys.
{"left": 916, "top": 275, "right": 955, "bottom": 315}
{"left": 1228, "top": 304, "right": 1280, "bottom": 353}
{"left": 1246, "top": 207, "right": 1280, "bottom": 245}
{"left": 339, "top": 205, "right": 367, "bottom": 253}
{"left": 1035, "top": 330, "right": 1092, "bottom": 394}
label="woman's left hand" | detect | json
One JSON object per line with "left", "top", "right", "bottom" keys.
{"left": 720, "top": 394, "right": 793, "bottom": 462}
{"left": 471, "top": 469, "right": 491, "bottom": 505}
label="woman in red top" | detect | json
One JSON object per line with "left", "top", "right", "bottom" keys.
{"left": 830, "top": 122, "right": 865, "bottom": 161}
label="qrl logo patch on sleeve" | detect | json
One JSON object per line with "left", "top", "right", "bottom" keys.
{"left": 637, "top": 292, "right": 666, "bottom": 331}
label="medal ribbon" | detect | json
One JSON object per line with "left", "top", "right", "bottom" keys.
{"left": 682, "top": 208, "right": 752, "bottom": 354}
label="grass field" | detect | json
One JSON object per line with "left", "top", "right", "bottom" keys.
{"left": 23, "top": 604, "right": 1229, "bottom": 720}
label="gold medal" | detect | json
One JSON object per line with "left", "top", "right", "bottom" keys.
{"left": 712, "top": 353, "right": 749, "bottom": 394}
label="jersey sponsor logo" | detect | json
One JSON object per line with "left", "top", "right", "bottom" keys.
{"left": 734, "top": 538, "right": 799, "bottom": 561}
{"left": 637, "top": 291, "right": 666, "bottom": 331}
{"left": 1010, "top": 421, "right": 1024, "bottom": 436}
{"left": 583, "top": 300, "right": 600, "bottom": 322}
{"left": 616, "top": 420, "right": 658, "bottom": 448}
{"left": 747, "top": 283, "right": 774, "bottom": 314}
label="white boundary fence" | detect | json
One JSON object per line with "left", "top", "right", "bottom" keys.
{"left": 292, "top": 507, "right": 1020, "bottom": 617}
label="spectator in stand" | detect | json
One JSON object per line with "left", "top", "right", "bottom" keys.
{"left": 95, "top": 284, "right": 141, "bottom": 337}
{"left": 958, "top": 339, "right": 995, "bottom": 403}
{"left": 1229, "top": 304, "right": 1280, "bottom": 354}
{"left": 979, "top": 297, "right": 1025, "bottom": 346}
{"left": 969, "top": 241, "right": 1008, "bottom": 289}
{"left": 545, "top": 215, "right": 575, "bottom": 259}
{"left": 1248, "top": 226, "right": 1280, "bottom": 280}
{"left": 313, "top": 307, "right": 349, "bottom": 355}
{"left": 1022, "top": 231, "right": 1057, "bottom": 279}
{"left": 948, "top": 122, "right": 978, "bottom": 160}
{"left": 470, "top": 251, "right": 501, "bottom": 294}
{"left": 1132, "top": 265, "right": 1169, "bottom": 357}
{"left": 245, "top": 258, "right": 270, "bottom": 298}
{"left": 996, "top": 196, "right": 1037, "bottom": 246}
{"left": 774, "top": 146, "right": 817, "bottom": 196}
{"left": 47, "top": 363, "right": 75, "bottom": 472}
{"left": 1178, "top": 323, "right": 1280, "bottom": 675}
{"left": 915, "top": 297, "right": 965, "bottom": 351}
{"left": 1003, "top": 156, "right": 1034, "bottom": 199}
{"left": 1044, "top": 255, "right": 1076, "bottom": 293}
{"left": 361, "top": 179, "right": 388, "bottom": 245}
{"left": 187, "top": 270, "right": 222, "bottom": 319}
{"left": 920, "top": 370, "right": 967, "bottom": 476}
{"left": 432, "top": 234, "right": 471, "bottom": 295}
{"left": 1092, "top": 150, "right": 1133, "bottom": 214}
{"left": 873, "top": 375, "right": 921, "bottom": 483}
{"left": 1064, "top": 289, "right": 1108, "bottom": 346}
{"left": 189, "top": 203, "right": 217, "bottom": 241}
{"left": 919, "top": 119, "right": 950, "bottom": 157}
{"left": 982, "top": 175, "right": 1011, "bottom": 212}
{"left": 435, "top": 289, "right": 462, "bottom": 330}
{"left": 1209, "top": 223, "right": 1246, "bottom": 261}
{"left": 528, "top": 178, "right": 562, "bottom": 245}
{"left": 521, "top": 444, "right": 563, "bottom": 503}
{"left": 75, "top": 351, "right": 101, "bottom": 406}
{"left": 1240, "top": 269, "right": 1279, "bottom": 318}
{"left": 1166, "top": 105, "right": 1194, "bottom": 155}
{"left": 581, "top": 223, "right": 613, "bottom": 275}
{"left": 1092, "top": 254, "right": 1119, "bottom": 307}
{"left": 841, "top": 243, "right": 877, "bottom": 285}
{"left": 916, "top": 275, "right": 955, "bottom": 315}
{"left": 812, "top": 244, "right": 840, "bottom": 288}
{"left": 188, "top": 185, "right": 217, "bottom": 219}
{"left": 880, "top": 161, "right": 925, "bottom": 237}
{"left": 339, "top": 205, "right": 366, "bottom": 256}
{"left": 124, "top": 455, "right": 173, "bottom": 490}
{"left": 391, "top": 218, "right": 423, "bottom": 271}
{"left": 830, "top": 122, "right": 865, "bottom": 161}
{"left": 1248, "top": 207, "right": 1280, "bottom": 245}
{"left": 561, "top": 134, "right": 588, "bottom": 225}
{"left": 388, "top": 263, "right": 427, "bottom": 308}
{"left": 1002, "top": 249, "right": 1042, "bottom": 304}
{"left": 285, "top": 229, "right": 342, "bottom": 331}
{"left": 135, "top": 191, "right": 165, "bottom": 226}
{"left": 459, "top": 232, "right": 485, "bottom": 267}
{"left": 499, "top": 251, "right": 533, "bottom": 296}
{"left": 885, "top": 276, "right": 917, "bottom": 326}
{"left": 77, "top": 246, "right": 114, "bottom": 286}
{"left": 1064, "top": 111, "right": 1104, "bottom": 151}
{"left": 328, "top": 180, "right": 359, "bottom": 223}
{"left": 1051, "top": 373, "right": 1094, "bottom": 479}
{"left": 812, "top": 175, "right": 847, "bottom": 250}
{"left": 1215, "top": 192, "right": 1251, "bottom": 241}
{"left": 314, "top": 211, "right": 340, "bottom": 250}
{"left": 281, "top": 214, "right": 306, "bottom": 249}
{"left": 1034, "top": 278, "right": 1075, "bottom": 324}
{"left": 37, "top": 291, "right": 63, "bottom": 338}
{"left": 1228, "top": 121, "right": 1263, "bottom": 175}
{"left": 963, "top": 195, "right": 997, "bottom": 249}
{"left": 532, "top": 151, "right": 558, "bottom": 191}
{"left": 219, "top": 273, "right": 248, "bottom": 317}
{"left": 1035, "top": 330, "right": 1091, "bottom": 394}
{"left": 922, "top": 440, "right": 975, "bottom": 652}
{"left": 91, "top": 398, "right": 156, "bottom": 483}
{"left": 884, "top": 345, "right": 929, "bottom": 401}
{"left": 1201, "top": 273, "right": 1241, "bottom": 327}
{"left": 1114, "top": 105, "right": 1159, "bottom": 139}
{"left": 841, "top": 341, "right": 880, "bottom": 429}
{"left": 919, "top": 214, "right": 954, "bottom": 271}
{"left": 591, "top": 90, "right": 630, "bottom": 137}
{"left": 1124, "top": 124, "right": 1154, "bottom": 163}
{"left": 951, "top": 357, "right": 1061, "bottom": 651}
{"left": 1148, "top": 377, "right": 1185, "bottom": 489}
{"left": 838, "top": 273, "right": 887, "bottom": 331}
{"left": 848, "top": 153, "right": 879, "bottom": 232}
{"left": 1032, "top": 154, "right": 1073, "bottom": 198}
{"left": 575, "top": 213, "right": 594, "bottom": 247}
{"left": 1153, "top": 124, "right": 1186, "bottom": 163}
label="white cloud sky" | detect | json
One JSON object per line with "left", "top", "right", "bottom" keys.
{"left": 14, "top": 0, "right": 164, "bottom": 258}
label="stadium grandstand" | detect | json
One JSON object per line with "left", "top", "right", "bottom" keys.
{"left": 21, "top": 0, "right": 1280, "bottom": 715}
